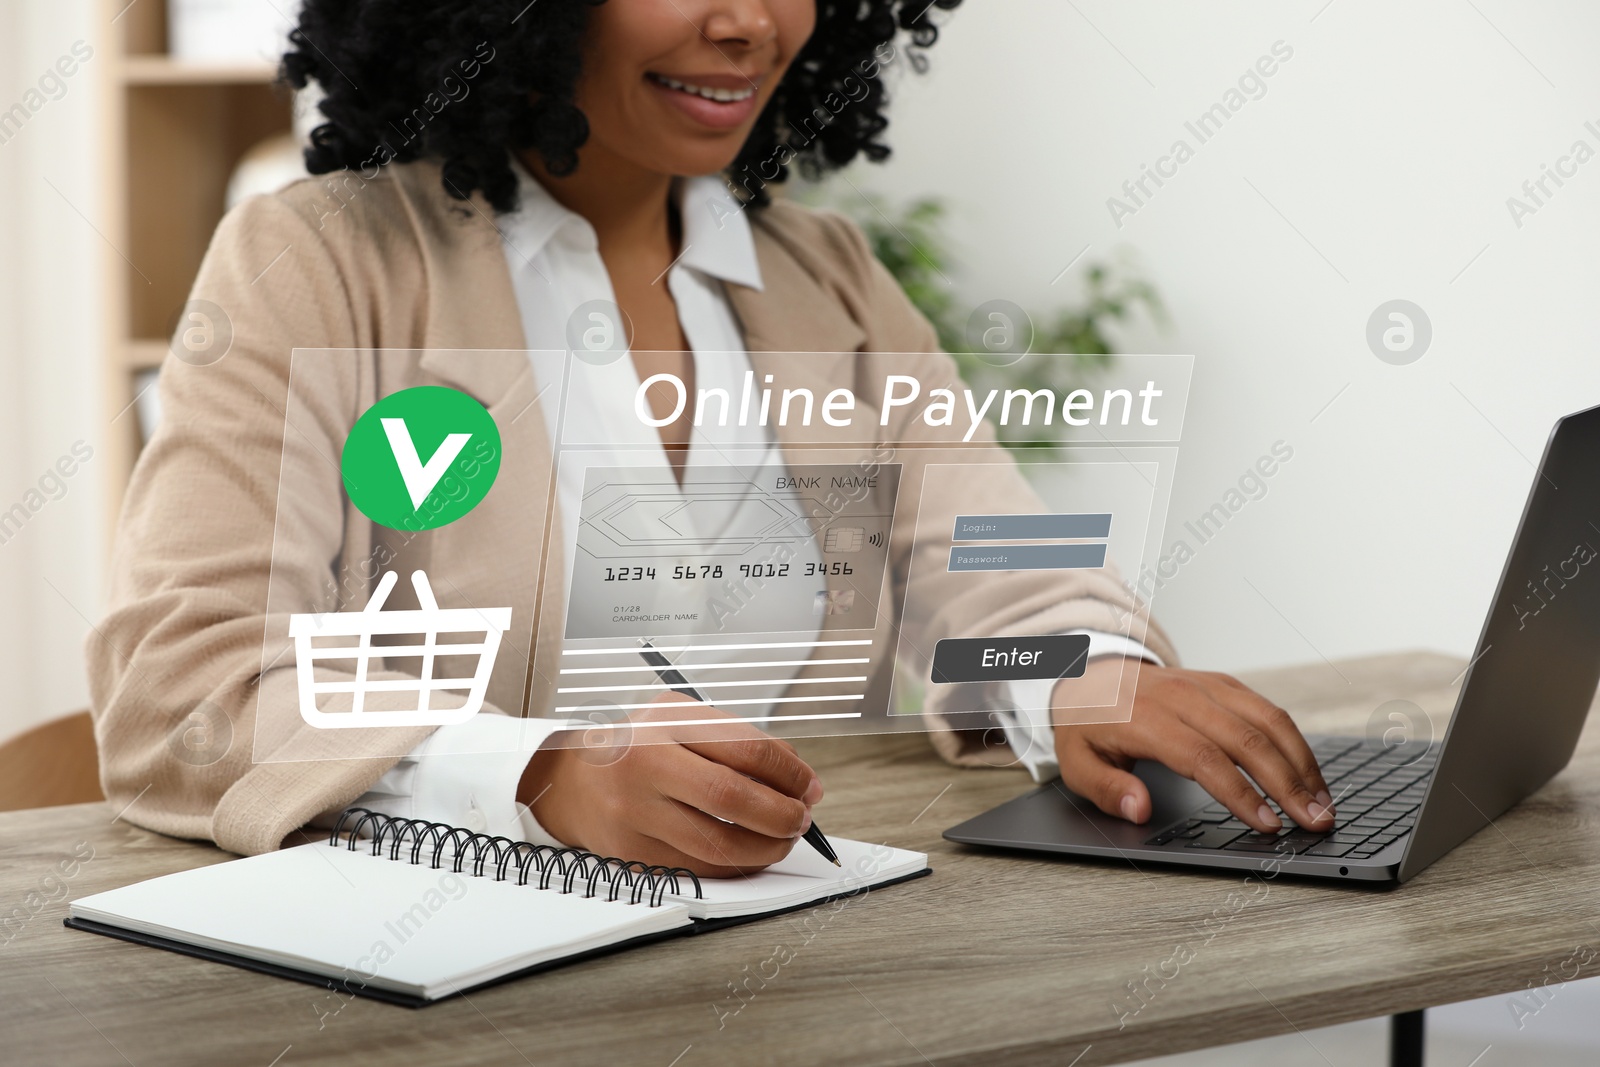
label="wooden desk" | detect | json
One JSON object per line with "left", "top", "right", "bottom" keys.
{"left": 5, "top": 652, "right": 1598, "bottom": 1066}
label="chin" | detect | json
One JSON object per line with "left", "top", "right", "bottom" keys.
{"left": 644, "top": 143, "right": 751, "bottom": 180}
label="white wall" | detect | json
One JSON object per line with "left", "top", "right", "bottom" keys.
{"left": 829, "top": 0, "right": 1600, "bottom": 674}
{"left": 0, "top": 0, "right": 105, "bottom": 741}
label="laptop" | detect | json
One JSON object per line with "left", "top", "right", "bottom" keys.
{"left": 945, "top": 404, "right": 1600, "bottom": 883}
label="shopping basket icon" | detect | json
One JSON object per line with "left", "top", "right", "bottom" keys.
{"left": 289, "top": 570, "right": 512, "bottom": 729}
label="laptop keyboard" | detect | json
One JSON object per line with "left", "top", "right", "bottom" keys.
{"left": 1143, "top": 736, "right": 1439, "bottom": 860}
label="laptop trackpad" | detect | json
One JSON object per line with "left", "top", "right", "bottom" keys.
{"left": 947, "top": 760, "right": 1215, "bottom": 851}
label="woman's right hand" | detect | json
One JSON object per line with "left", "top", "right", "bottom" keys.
{"left": 517, "top": 694, "right": 824, "bottom": 877}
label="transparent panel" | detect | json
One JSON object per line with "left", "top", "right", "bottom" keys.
{"left": 252, "top": 349, "right": 1189, "bottom": 762}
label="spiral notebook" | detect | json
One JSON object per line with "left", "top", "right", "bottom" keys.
{"left": 65, "top": 809, "right": 930, "bottom": 1007}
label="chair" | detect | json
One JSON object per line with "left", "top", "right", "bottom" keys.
{"left": 0, "top": 711, "right": 104, "bottom": 812}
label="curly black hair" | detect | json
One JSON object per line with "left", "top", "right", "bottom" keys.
{"left": 282, "top": 0, "right": 962, "bottom": 214}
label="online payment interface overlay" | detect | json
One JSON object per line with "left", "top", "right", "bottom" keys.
{"left": 255, "top": 350, "right": 1190, "bottom": 762}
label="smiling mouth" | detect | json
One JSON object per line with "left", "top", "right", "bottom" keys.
{"left": 646, "top": 73, "right": 758, "bottom": 103}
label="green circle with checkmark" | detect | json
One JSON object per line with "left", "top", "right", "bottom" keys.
{"left": 340, "top": 386, "right": 502, "bottom": 531}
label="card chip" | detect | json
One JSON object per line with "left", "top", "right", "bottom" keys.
{"left": 824, "top": 527, "right": 864, "bottom": 553}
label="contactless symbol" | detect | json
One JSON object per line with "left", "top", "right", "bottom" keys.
{"left": 340, "top": 386, "right": 501, "bottom": 531}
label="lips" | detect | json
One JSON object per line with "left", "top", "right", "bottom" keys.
{"left": 646, "top": 72, "right": 764, "bottom": 130}
{"left": 648, "top": 73, "right": 757, "bottom": 103}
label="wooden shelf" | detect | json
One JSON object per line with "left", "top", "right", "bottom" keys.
{"left": 124, "top": 80, "right": 291, "bottom": 340}
{"left": 99, "top": 0, "right": 296, "bottom": 543}
{"left": 122, "top": 56, "right": 280, "bottom": 86}
{"left": 126, "top": 340, "right": 168, "bottom": 371}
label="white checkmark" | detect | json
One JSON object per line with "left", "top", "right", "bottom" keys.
{"left": 381, "top": 418, "right": 473, "bottom": 510}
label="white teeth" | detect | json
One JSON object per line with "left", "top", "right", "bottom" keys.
{"left": 653, "top": 75, "right": 755, "bottom": 103}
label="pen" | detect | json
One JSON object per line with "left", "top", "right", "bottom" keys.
{"left": 639, "top": 639, "right": 841, "bottom": 867}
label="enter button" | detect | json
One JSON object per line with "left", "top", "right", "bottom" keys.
{"left": 929, "top": 634, "right": 1092, "bottom": 685}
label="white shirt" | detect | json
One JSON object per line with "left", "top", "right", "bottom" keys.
{"left": 510, "top": 164, "right": 824, "bottom": 674}
{"left": 349, "top": 164, "right": 1156, "bottom": 844}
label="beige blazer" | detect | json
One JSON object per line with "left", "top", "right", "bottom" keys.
{"left": 89, "top": 161, "right": 1176, "bottom": 856}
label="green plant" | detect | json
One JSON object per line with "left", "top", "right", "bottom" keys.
{"left": 839, "top": 195, "right": 1167, "bottom": 447}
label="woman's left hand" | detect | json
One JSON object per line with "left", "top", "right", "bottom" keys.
{"left": 1051, "top": 660, "right": 1336, "bottom": 835}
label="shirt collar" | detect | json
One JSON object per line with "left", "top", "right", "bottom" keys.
{"left": 675, "top": 175, "right": 764, "bottom": 291}
{"left": 502, "top": 158, "right": 764, "bottom": 292}
{"left": 501, "top": 157, "right": 582, "bottom": 265}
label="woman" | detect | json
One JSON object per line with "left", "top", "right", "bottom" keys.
{"left": 89, "top": 0, "right": 1333, "bottom": 871}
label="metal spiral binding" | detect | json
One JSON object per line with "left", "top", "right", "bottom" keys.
{"left": 328, "top": 807, "right": 702, "bottom": 906}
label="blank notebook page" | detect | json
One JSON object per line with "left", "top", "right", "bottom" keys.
{"left": 675, "top": 838, "right": 929, "bottom": 919}
{"left": 69, "top": 843, "right": 691, "bottom": 1000}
